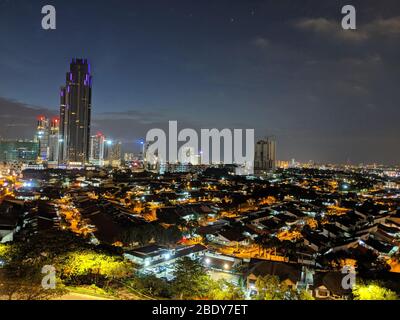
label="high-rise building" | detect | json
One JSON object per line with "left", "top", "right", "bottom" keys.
{"left": 0, "top": 140, "right": 39, "bottom": 163}
{"left": 104, "top": 140, "right": 122, "bottom": 167}
{"left": 48, "top": 117, "right": 60, "bottom": 164}
{"left": 33, "top": 116, "right": 59, "bottom": 164}
{"left": 89, "top": 132, "right": 105, "bottom": 166}
{"left": 35, "top": 116, "right": 50, "bottom": 161}
{"left": 254, "top": 138, "right": 276, "bottom": 173}
{"left": 59, "top": 58, "right": 92, "bottom": 165}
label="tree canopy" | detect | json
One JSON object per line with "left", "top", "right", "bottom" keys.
{"left": 353, "top": 281, "right": 398, "bottom": 300}
{"left": 255, "top": 275, "right": 314, "bottom": 300}
{"left": 171, "top": 257, "right": 211, "bottom": 299}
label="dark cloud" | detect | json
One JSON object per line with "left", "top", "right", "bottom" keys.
{"left": 95, "top": 109, "right": 167, "bottom": 124}
{"left": 295, "top": 16, "right": 400, "bottom": 43}
{"left": 252, "top": 36, "right": 270, "bottom": 48}
{"left": 0, "top": 97, "right": 55, "bottom": 139}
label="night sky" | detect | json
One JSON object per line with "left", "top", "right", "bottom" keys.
{"left": 0, "top": 0, "right": 399, "bottom": 164}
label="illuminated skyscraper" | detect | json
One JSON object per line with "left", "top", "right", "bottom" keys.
{"left": 89, "top": 133, "right": 105, "bottom": 166}
{"left": 254, "top": 138, "right": 276, "bottom": 173}
{"left": 48, "top": 117, "right": 60, "bottom": 164}
{"left": 59, "top": 58, "right": 92, "bottom": 165}
{"left": 104, "top": 140, "right": 122, "bottom": 167}
{"left": 35, "top": 116, "right": 50, "bottom": 161}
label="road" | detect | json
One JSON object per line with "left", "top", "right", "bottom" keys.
{"left": 56, "top": 292, "right": 113, "bottom": 300}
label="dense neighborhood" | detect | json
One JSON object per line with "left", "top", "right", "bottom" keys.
{"left": 1, "top": 164, "right": 400, "bottom": 300}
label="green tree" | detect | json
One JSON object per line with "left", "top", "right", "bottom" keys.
{"left": 0, "top": 263, "right": 66, "bottom": 300}
{"left": 255, "top": 275, "right": 299, "bottom": 300}
{"left": 208, "top": 280, "right": 245, "bottom": 300}
{"left": 172, "top": 257, "right": 211, "bottom": 299}
{"left": 56, "top": 250, "right": 133, "bottom": 285}
{"left": 127, "top": 274, "right": 172, "bottom": 298}
{"left": 255, "top": 275, "right": 284, "bottom": 300}
{"left": 0, "top": 243, "right": 14, "bottom": 263}
{"left": 0, "top": 233, "right": 138, "bottom": 298}
{"left": 299, "top": 289, "right": 315, "bottom": 300}
{"left": 353, "top": 281, "right": 398, "bottom": 300}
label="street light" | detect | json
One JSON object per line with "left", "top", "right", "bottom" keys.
{"left": 138, "top": 139, "right": 145, "bottom": 158}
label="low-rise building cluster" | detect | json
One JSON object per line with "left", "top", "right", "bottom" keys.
{"left": 1, "top": 164, "right": 400, "bottom": 299}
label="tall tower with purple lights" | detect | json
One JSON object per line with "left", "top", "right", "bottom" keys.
{"left": 59, "top": 58, "right": 92, "bottom": 165}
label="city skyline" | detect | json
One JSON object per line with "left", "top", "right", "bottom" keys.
{"left": 0, "top": 0, "right": 400, "bottom": 165}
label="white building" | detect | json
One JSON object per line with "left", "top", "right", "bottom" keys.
{"left": 89, "top": 133, "right": 105, "bottom": 166}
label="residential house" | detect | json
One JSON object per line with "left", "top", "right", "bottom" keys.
{"left": 310, "top": 272, "right": 352, "bottom": 300}
{"left": 124, "top": 244, "right": 207, "bottom": 271}
{"left": 208, "top": 227, "right": 250, "bottom": 247}
{"left": 246, "top": 260, "right": 302, "bottom": 293}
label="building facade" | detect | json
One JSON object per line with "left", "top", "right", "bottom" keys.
{"left": 0, "top": 140, "right": 39, "bottom": 163}
{"left": 47, "top": 117, "right": 60, "bottom": 164}
{"left": 59, "top": 58, "right": 92, "bottom": 165}
{"left": 254, "top": 138, "right": 276, "bottom": 173}
{"left": 35, "top": 116, "right": 50, "bottom": 161}
{"left": 89, "top": 133, "right": 105, "bottom": 166}
{"left": 34, "top": 116, "right": 60, "bottom": 164}
{"left": 104, "top": 140, "right": 122, "bottom": 167}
